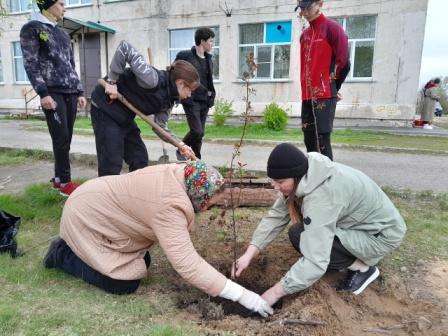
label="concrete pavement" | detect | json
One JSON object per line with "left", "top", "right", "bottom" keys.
{"left": 1, "top": 120, "right": 447, "bottom": 193}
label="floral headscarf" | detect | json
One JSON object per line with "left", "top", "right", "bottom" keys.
{"left": 184, "top": 160, "right": 225, "bottom": 212}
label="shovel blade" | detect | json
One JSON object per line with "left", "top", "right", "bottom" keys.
{"left": 157, "top": 155, "right": 170, "bottom": 164}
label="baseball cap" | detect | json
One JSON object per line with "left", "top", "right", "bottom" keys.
{"left": 294, "top": 0, "right": 319, "bottom": 11}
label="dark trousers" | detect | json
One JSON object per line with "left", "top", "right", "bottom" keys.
{"left": 288, "top": 223, "right": 356, "bottom": 271}
{"left": 301, "top": 98, "right": 337, "bottom": 161}
{"left": 303, "top": 130, "right": 333, "bottom": 161}
{"left": 43, "top": 93, "right": 78, "bottom": 183}
{"left": 182, "top": 101, "right": 209, "bottom": 159}
{"left": 91, "top": 105, "right": 148, "bottom": 176}
{"left": 52, "top": 239, "right": 141, "bottom": 295}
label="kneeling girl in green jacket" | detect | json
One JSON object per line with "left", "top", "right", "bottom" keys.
{"left": 232, "top": 143, "right": 407, "bottom": 306}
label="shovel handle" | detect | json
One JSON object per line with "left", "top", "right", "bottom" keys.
{"left": 97, "top": 78, "right": 196, "bottom": 159}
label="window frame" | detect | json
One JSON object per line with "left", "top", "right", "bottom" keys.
{"left": 11, "top": 41, "right": 29, "bottom": 84}
{"left": 333, "top": 15, "right": 377, "bottom": 81}
{"left": 238, "top": 21, "right": 292, "bottom": 81}
{"left": 65, "top": 0, "right": 93, "bottom": 7}
{"left": 7, "top": 0, "right": 32, "bottom": 14}
{"left": 168, "top": 27, "right": 220, "bottom": 80}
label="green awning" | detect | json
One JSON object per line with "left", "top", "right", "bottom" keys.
{"left": 59, "top": 17, "right": 116, "bottom": 34}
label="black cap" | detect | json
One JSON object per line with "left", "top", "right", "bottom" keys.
{"left": 294, "top": 0, "right": 319, "bottom": 12}
{"left": 267, "top": 143, "right": 309, "bottom": 179}
{"left": 36, "top": 0, "right": 58, "bottom": 12}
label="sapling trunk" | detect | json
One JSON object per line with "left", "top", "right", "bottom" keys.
{"left": 228, "top": 53, "right": 257, "bottom": 273}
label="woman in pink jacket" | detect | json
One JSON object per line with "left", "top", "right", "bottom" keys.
{"left": 43, "top": 160, "right": 273, "bottom": 317}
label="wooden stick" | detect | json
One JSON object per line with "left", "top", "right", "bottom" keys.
{"left": 147, "top": 48, "right": 154, "bottom": 65}
{"left": 97, "top": 78, "right": 196, "bottom": 159}
{"left": 281, "top": 319, "right": 327, "bottom": 326}
{"left": 384, "top": 324, "right": 406, "bottom": 330}
{"left": 363, "top": 324, "right": 406, "bottom": 334}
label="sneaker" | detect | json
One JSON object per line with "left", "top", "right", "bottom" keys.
{"left": 176, "top": 149, "right": 186, "bottom": 161}
{"left": 50, "top": 178, "right": 61, "bottom": 190}
{"left": 59, "top": 181, "right": 80, "bottom": 197}
{"left": 336, "top": 266, "right": 380, "bottom": 295}
{"left": 423, "top": 124, "right": 433, "bottom": 130}
{"left": 43, "top": 237, "right": 62, "bottom": 268}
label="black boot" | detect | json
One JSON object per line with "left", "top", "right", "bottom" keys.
{"left": 43, "top": 237, "right": 62, "bottom": 268}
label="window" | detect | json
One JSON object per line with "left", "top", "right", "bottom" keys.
{"left": 333, "top": 16, "right": 376, "bottom": 79}
{"left": 66, "top": 0, "right": 92, "bottom": 6}
{"left": 12, "top": 42, "right": 29, "bottom": 83}
{"left": 8, "top": 0, "right": 32, "bottom": 13}
{"left": 168, "top": 27, "right": 220, "bottom": 80}
{"left": 239, "top": 22, "right": 292, "bottom": 80}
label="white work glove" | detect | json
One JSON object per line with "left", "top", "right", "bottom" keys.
{"left": 238, "top": 288, "right": 274, "bottom": 317}
{"left": 219, "top": 279, "right": 273, "bottom": 318}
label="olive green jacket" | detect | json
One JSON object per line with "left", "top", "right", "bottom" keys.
{"left": 251, "top": 153, "right": 406, "bottom": 294}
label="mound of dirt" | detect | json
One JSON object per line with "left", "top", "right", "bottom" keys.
{"left": 173, "top": 241, "right": 447, "bottom": 336}
{"left": 425, "top": 261, "right": 448, "bottom": 303}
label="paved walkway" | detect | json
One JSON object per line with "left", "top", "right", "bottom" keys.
{"left": 1, "top": 120, "right": 447, "bottom": 193}
{"left": 334, "top": 125, "right": 448, "bottom": 137}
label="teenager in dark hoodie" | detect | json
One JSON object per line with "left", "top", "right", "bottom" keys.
{"left": 20, "top": 0, "right": 87, "bottom": 196}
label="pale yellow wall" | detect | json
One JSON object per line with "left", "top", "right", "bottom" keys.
{"left": 0, "top": 0, "right": 429, "bottom": 121}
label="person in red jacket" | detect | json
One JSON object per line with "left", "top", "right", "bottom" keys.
{"left": 296, "top": 0, "right": 350, "bottom": 160}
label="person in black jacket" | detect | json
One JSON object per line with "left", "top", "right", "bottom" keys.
{"left": 90, "top": 40, "right": 197, "bottom": 176}
{"left": 175, "top": 27, "right": 216, "bottom": 159}
{"left": 20, "top": 0, "right": 87, "bottom": 196}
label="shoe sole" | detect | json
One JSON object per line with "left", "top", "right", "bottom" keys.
{"left": 353, "top": 267, "right": 380, "bottom": 295}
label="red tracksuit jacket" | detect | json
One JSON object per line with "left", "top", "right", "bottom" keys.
{"left": 300, "top": 14, "right": 349, "bottom": 101}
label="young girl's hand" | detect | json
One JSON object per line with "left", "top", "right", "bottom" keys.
{"left": 231, "top": 244, "right": 260, "bottom": 278}
{"left": 261, "top": 282, "right": 287, "bottom": 306}
{"left": 105, "top": 83, "right": 118, "bottom": 100}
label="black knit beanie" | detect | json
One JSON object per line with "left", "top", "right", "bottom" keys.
{"left": 37, "top": 0, "right": 58, "bottom": 12}
{"left": 267, "top": 143, "right": 309, "bottom": 179}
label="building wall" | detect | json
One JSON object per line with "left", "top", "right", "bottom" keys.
{"left": 0, "top": 13, "right": 34, "bottom": 111}
{"left": 0, "top": 0, "right": 428, "bottom": 124}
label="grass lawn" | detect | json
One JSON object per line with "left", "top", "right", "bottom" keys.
{"left": 0, "top": 184, "right": 203, "bottom": 336}
{"left": 6, "top": 116, "right": 448, "bottom": 153}
{"left": 0, "top": 182, "right": 447, "bottom": 335}
{"left": 0, "top": 148, "right": 53, "bottom": 166}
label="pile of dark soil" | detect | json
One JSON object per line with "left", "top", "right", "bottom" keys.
{"left": 171, "top": 231, "right": 447, "bottom": 336}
